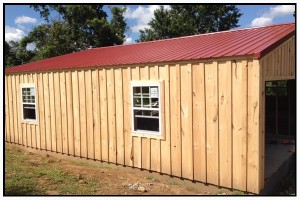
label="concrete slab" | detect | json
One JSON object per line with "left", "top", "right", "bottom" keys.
{"left": 262, "top": 138, "right": 295, "bottom": 195}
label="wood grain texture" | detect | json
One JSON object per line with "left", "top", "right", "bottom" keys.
{"left": 180, "top": 64, "right": 193, "bottom": 180}
{"left": 66, "top": 71, "right": 74, "bottom": 155}
{"left": 159, "top": 65, "right": 171, "bottom": 175}
{"left": 49, "top": 72, "right": 56, "bottom": 151}
{"left": 99, "top": 69, "right": 109, "bottom": 161}
{"left": 115, "top": 68, "right": 124, "bottom": 165}
{"left": 72, "top": 71, "right": 81, "bottom": 156}
{"left": 85, "top": 70, "right": 95, "bottom": 159}
{"left": 131, "top": 66, "right": 141, "bottom": 168}
{"left": 92, "top": 69, "right": 101, "bottom": 160}
{"left": 54, "top": 72, "right": 62, "bottom": 153}
{"left": 170, "top": 64, "right": 181, "bottom": 177}
{"left": 205, "top": 62, "right": 219, "bottom": 186}
{"left": 192, "top": 63, "right": 207, "bottom": 182}
{"left": 60, "top": 72, "right": 68, "bottom": 154}
{"left": 232, "top": 60, "right": 247, "bottom": 191}
{"left": 218, "top": 61, "right": 232, "bottom": 188}
{"left": 123, "top": 67, "right": 133, "bottom": 166}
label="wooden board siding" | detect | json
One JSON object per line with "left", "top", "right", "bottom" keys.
{"left": 7, "top": 52, "right": 290, "bottom": 193}
{"left": 261, "top": 36, "right": 295, "bottom": 81}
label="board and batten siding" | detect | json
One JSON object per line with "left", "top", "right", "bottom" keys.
{"left": 5, "top": 58, "right": 263, "bottom": 194}
{"left": 261, "top": 35, "right": 295, "bottom": 81}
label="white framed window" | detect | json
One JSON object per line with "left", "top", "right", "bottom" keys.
{"left": 21, "top": 84, "right": 37, "bottom": 122}
{"left": 131, "top": 81, "right": 163, "bottom": 138}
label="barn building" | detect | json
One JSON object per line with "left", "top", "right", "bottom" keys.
{"left": 5, "top": 22, "right": 295, "bottom": 194}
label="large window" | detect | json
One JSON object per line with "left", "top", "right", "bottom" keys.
{"left": 131, "top": 81, "right": 162, "bottom": 137}
{"left": 21, "top": 84, "right": 37, "bottom": 121}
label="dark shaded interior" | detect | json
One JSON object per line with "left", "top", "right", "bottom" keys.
{"left": 265, "top": 80, "right": 295, "bottom": 138}
{"left": 23, "top": 108, "right": 36, "bottom": 120}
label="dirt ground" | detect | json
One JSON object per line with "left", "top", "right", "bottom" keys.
{"left": 5, "top": 143, "right": 245, "bottom": 195}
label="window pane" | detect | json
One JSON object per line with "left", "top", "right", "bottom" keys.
{"left": 133, "top": 98, "right": 141, "bottom": 107}
{"left": 142, "top": 98, "right": 150, "bottom": 107}
{"left": 134, "top": 117, "right": 159, "bottom": 132}
{"left": 142, "top": 87, "right": 149, "bottom": 96}
{"left": 133, "top": 87, "right": 141, "bottom": 96}
{"left": 150, "top": 86, "right": 159, "bottom": 98}
{"left": 151, "top": 98, "right": 159, "bottom": 108}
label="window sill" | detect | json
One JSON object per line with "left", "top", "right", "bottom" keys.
{"left": 21, "top": 120, "right": 38, "bottom": 125}
{"left": 131, "top": 131, "right": 165, "bottom": 140}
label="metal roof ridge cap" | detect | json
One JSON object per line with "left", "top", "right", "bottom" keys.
{"left": 92, "top": 22, "right": 295, "bottom": 49}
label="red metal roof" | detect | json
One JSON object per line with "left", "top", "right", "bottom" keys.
{"left": 5, "top": 22, "right": 295, "bottom": 74}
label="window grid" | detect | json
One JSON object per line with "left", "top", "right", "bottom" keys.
{"left": 131, "top": 82, "right": 161, "bottom": 136}
{"left": 21, "top": 85, "right": 37, "bottom": 122}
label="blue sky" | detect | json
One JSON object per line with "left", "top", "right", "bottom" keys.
{"left": 5, "top": 4, "right": 295, "bottom": 47}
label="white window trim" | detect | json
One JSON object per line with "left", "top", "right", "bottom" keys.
{"left": 131, "top": 80, "right": 164, "bottom": 139}
{"left": 20, "top": 83, "right": 38, "bottom": 124}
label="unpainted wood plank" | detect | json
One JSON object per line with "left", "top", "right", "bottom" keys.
{"left": 15, "top": 75, "right": 22, "bottom": 145}
{"left": 131, "top": 66, "right": 142, "bottom": 168}
{"left": 60, "top": 72, "right": 68, "bottom": 154}
{"left": 66, "top": 71, "right": 74, "bottom": 155}
{"left": 287, "top": 39, "right": 292, "bottom": 76}
{"left": 232, "top": 60, "right": 247, "bottom": 191}
{"left": 115, "top": 68, "right": 124, "bottom": 165}
{"left": 5, "top": 76, "right": 10, "bottom": 143}
{"left": 259, "top": 60, "right": 265, "bottom": 193}
{"left": 246, "top": 59, "right": 260, "bottom": 193}
{"left": 180, "top": 63, "right": 193, "bottom": 180}
{"left": 21, "top": 74, "right": 27, "bottom": 146}
{"left": 24, "top": 74, "right": 32, "bottom": 147}
{"left": 276, "top": 48, "right": 281, "bottom": 76}
{"left": 72, "top": 71, "right": 81, "bottom": 156}
{"left": 192, "top": 62, "right": 207, "bottom": 182}
{"left": 78, "top": 70, "right": 87, "bottom": 158}
{"left": 158, "top": 65, "right": 171, "bottom": 174}
{"left": 123, "top": 67, "right": 133, "bottom": 166}
{"left": 92, "top": 69, "right": 101, "bottom": 160}
{"left": 38, "top": 73, "right": 46, "bottom": 150}
{"left": 8, "top": 75, "right": 15, "bottom": 143}
{"left": 204, "top": 61, "right": 219, "bottom": 186}
{"left": 291, "top": 37, "right": 295, "bottom": 76}
{"left": 85, "top": 70, "right": 95, "bottom": 159}
{"left": 218, "top": 61, "right": 232, "bottom": 188}
{"left": 33, "top": 73, "right": 40, "bottom": 149}
{"left": 54, "top": 72, "right": 62, "bottom": 153}
{"left": 149, "top": 65, "right": 161, "bottom": 172}
{"left": 139, "top": 66, "right": 151, "bottom": 170}
{"left": 11, "top": 75, "right": 19, "bottom": 144}
{"left": 29, "top": 74, "right": 36, "bottom": 148}
{"left": 106, "top": 68, "right": 117, "bottom": 163}
{"left": 170, "top": 64, "right": 182, "bottom": 177}
{"left": 48, "top": 72, "right": 56, "bottom": 151}
{"left": 31, "top": 124, "right": 36, "bottom": 149}
{"left": 99, "top": 69, "right": 109, "bottom": 161}
{"left": 43, "top": 74, "right": 52, "bottom": 150}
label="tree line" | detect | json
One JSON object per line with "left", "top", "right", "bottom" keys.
{"left": 5, "top": 5, "right": 243, "bottom": 68}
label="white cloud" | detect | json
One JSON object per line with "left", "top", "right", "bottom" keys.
{"left": 5, "top": 25, "right": 26, "bottom": 42}
{"left": 15, "top": 15, "right": 37, "bottom": 24}
{"left": 125, "top": 5, "right": 170, "bottom": 33}
{"left": 251, "top": 5, "right": 295, "bottom": 27}
{"left": 124, "top": 37, "right": 135, "bottom": 44}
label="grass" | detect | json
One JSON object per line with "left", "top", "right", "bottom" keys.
{"left": 5, "top": 146, "right": 103, "bottom": 195}
{"left": 145, "top": 176, "right": 160, "bottom": 182}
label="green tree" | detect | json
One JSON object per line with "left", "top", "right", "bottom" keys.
{"left": 138, "top": 5, "right": 242, "bottom": 42}
{"left": 20, "top": 5, "right": 128, "bottom": 61}
{"left": 5, "top": 41, "right": 35, "bottom": 68}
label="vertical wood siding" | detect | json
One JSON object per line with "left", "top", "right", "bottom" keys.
{"left": 261, "top": 36, "right": 295, "bottom": 81}
{"left": 6, "top": 45, "right": 294, "bottom": 193}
